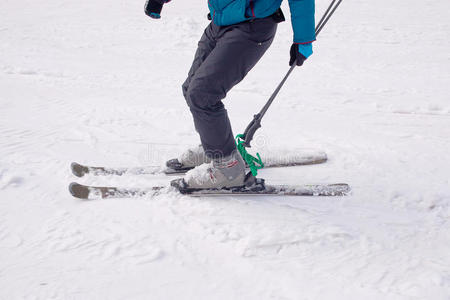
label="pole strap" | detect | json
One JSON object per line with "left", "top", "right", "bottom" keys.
{"left": 235, "top": 134, "right": 264, "bottom": 176}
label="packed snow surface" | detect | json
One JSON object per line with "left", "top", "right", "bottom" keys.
{"left": 1, "top": 0, "right": 449, "bottom": 299}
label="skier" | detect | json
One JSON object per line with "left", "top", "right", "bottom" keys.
{"left": 145, "top": 0, "right": 315, "bottom": 190}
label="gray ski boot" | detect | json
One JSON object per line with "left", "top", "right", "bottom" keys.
{"left": 166, "top": 145, "right": 211, "bottom": 173}
{"left": 172, "top": 150, "right": 246, "bottom": 190}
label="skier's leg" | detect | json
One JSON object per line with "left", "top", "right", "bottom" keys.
{"left": 185, "top": 17, "right": 277, "bottom": 158}
{"left": 182, "top": 17, "right": 277, "bottom": 189}
{"left": 182, "top": 24, "right": 217, "bottom": 101}
{"left": 167, "top": 24, "right": 218, "bottom": 170}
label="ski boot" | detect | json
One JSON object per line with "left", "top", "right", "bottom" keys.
{"left": 165, "top": 145, "right": 211, "bottom": 174}
{"left": 171, "top": 151, "right": 248, "bottom": 192}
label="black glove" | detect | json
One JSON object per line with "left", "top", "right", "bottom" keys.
{"left": 145, "top": 0, "right": 169, "bottom": 19}
{"left": 289, "top": 44, "right": 307, "bottom": 66}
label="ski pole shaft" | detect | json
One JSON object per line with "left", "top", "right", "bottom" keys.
{"left": 242, "top": 64, "right": 295, "bottom": 146}
{"left": 316, "top": 0, "right": 337, "bottom": 33}
{"left": 242, "top": 0, "right": 344, "bottom": 147}
{"left": 315, "top": 0, "right": 343, "bottom": 36}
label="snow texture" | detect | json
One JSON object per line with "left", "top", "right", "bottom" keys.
{"left": 1, "top": 0, "right": 450, "bottom": 299}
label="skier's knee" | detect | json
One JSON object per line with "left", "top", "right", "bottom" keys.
{"left": 182, "top": 80, "right": 189, "bottom": 102}
{"left": 185, "top": 86, "right": 210, "bottom": 110}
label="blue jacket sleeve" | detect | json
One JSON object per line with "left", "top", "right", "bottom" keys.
{"left": 288, "top": 0, "right": 316, "bottom": 44}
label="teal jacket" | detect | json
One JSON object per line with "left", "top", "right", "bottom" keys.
{"left": 207, "top": 0, "right": 315, "bottom": 44}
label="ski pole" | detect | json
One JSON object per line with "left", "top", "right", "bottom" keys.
{"left": 316, "top": 0, "right": 343, "bottom": 36}
{"left": 316, "top": 0, "right": 336, "bottom": 35}
{"left": 241, "top": 0, "right": 344, "bottom": 147}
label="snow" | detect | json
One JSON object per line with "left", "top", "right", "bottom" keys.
{"left": 1, "top": 0, "right": 449, "bottom": 299}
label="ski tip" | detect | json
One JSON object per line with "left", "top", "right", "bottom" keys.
{"left": 69, "top": 182, "right": 90, "bottom": 199}
{"left": 71, "top": 162, "right": 89, "bottom": 177}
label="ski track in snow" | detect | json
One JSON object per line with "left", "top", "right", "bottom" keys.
{"left": 1, "top": 0, "right": 450, "bottom": 299}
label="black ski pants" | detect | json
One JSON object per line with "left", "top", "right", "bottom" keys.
{"left": 182, "top": 16, "right": 277, "bottom": 158}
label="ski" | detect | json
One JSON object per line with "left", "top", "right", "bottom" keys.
{"left": 70, "top": 163, "right": 163, "bottom": 177}
{"left": 68, "top": 180, "right": 350, "bottom": 200}
{"left": 69, "top": 182, "right": 165, "bottom": 199}
{"left": 71, "top": 151, "right": 328, "bottom": 177}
